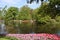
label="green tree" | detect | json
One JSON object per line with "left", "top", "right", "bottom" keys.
{"left": 36, "top": 0, "right": 60, "bottom": 19}
{"left": 34, "top": 0, "right": 60, "bottom": 34}
{"left": 17, "top": 5, "right": 32, "bottom": 20}
{"left": 0, "top": 6, "right": 7, "bottom": 20}
{"left": 0, "top": 10, "right": 2, "bottom": 20}
{"left": 5, "top": 7, "right": 19, "bottom": 20}
{"left": 28, "top": 0, "right": 60, "bottom": 19}
{"left": 4, "top": 7, "right": 19, "bottom": 33}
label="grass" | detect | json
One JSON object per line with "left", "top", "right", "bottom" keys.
{"left": 0, "top": 36, "right": 18, "bottom": 40}
{"left": 0, "top": 38, "right": 9, "bottom": 40}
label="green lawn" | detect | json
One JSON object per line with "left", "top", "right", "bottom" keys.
{"left": 0, "top": 38, "right": 9, "bottom": 40}
{"left": 0, "top": 36, "right": 18, "bottom": 40}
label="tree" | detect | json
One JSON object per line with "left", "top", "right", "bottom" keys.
{"left": 5, "top": 7, "right": 19, "bottom": 20}
{"left": 0, "top": 5, "right": 7, "bottom": 20}
{"left": 33, "top": 0, "right": 60, "bottom": 33}
{"left": 4, "top": 7, "right": 19, "bottom": 33}
{"left": 27, "top": 0, "right": 60, "bottom": 19}
{"left": 36, "top": 0, "right": 60, "bottom": 19}
{"left": 0, "top": 10, "right": 2, "bottom": 20}
{"left": 17, "top": 5, "right": 32, "bottom": 20}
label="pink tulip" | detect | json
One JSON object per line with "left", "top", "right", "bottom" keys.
{"left": 6, "top": 33, "right": 60, "bottom": 40}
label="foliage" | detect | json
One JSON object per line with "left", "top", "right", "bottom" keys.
{"left": 18, "top": 22, "right": 33, "bottom": 33}
{"left": 34, "top": 0, "right": 60, "bottom": 34}
{"left": 5, "top": 7, "right": 19, "bottom": 20}
{"left": 17, "top": 6, "right": 32, "bottom": 20}
{"left": 35, "top": 19, "right": 60, "bottom": 34}
{"left": 0, "top": 10, "right": 3, "bottom": 20}
{"left": 27, "top": 0, "right": 44, "bottom": 4}
{"left": 0, "top": 0, "right": 60, "bottom": 34}
{"left": 0, "top": 6, "right": 7, "bottom": 20}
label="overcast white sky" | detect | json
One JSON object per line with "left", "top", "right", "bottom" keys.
{"left": 0, "top": 0, "right": 41, "bottom": 9}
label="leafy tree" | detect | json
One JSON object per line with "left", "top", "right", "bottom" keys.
{"left": 33, "top": 0, "right": 60, "bottom": 34}
{"left": 32, "top": 8, "right": 39, "bottom": 20}
{"left": 17, "top": 5, "right": 32, "bottom": 20}
{"left": 28, "top": 0, "right": 60, "bottom": 19}
{"left": 5, "top": 7, "right": 19, "bottom": 20}
{"left": 4, "top": 7, "right": 19, "bottom": 33}
{"left": 0, "top": 6, "right": 7, "bottom": 20}
{"left": 0, "top": 10, "right": 2, "bottom": 20}
{"left": 19, "top": 22, "right": 32, "bottom": 33}
{"left": 36, "top": 0, "right": 60, "bottom": 19}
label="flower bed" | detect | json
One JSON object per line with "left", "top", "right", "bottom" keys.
{"left": 6, "top": 33, "right": 60, "bottom": 40}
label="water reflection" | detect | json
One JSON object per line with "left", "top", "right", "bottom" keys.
{"left": 0, "top": 20, "right": 7, "bottom": 34}
{"left": 0, "top": 20, "right": 60, "bottom": 35}
{"left": 57, "top": 31, "right": 60, "bottom": 35}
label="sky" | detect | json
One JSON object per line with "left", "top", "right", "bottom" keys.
{"left": 0, "top": 0, "right": 41, "bottom": 9}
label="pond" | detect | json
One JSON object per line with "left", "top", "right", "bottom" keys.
{"left": 0, "top": 20, "right": 60, "bottom": 35}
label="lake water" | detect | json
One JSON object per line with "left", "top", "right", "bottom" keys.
{"left": 0, "top": 20, "right": 60, "bottom": 35}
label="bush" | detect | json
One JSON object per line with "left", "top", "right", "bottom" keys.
{"left": 35, "top": 19, "right": 60, "bottom": 34}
